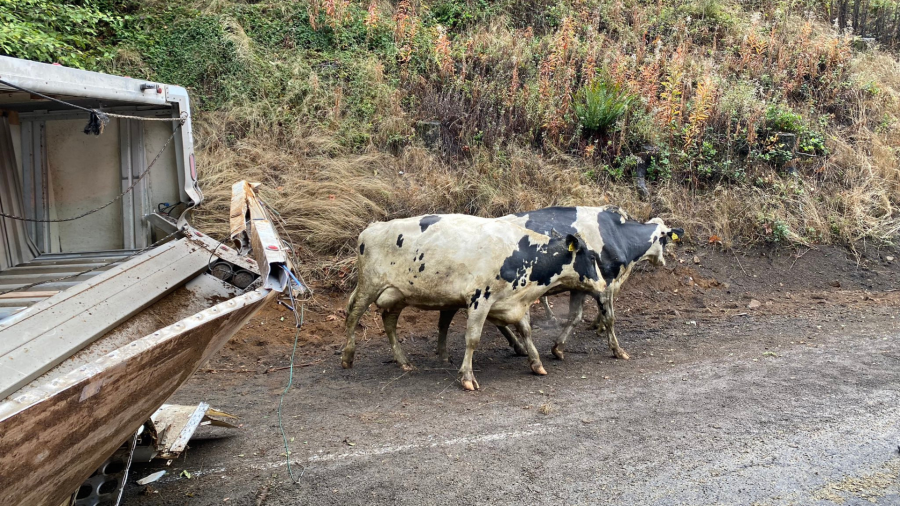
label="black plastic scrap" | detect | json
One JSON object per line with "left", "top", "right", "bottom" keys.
{"left": 84, "top": 110, "right": 109, "bottom": 135}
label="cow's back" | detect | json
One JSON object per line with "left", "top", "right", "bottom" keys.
{"left": 501, "top": 206, "right": 613, "bottom": 254}
{"left": 355, "top": 214, "right": 551, "bottom": 305}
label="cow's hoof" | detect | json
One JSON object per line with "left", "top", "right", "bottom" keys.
{"left": 613, "top": 349, "right": 631, "bottom": 360}
{"left": 532, "top": 364, "right": 548, "bottom": 376}
{"left": 340, "top": 349, "right": 355, "bottom": 369}
{"left": 461, "top": 379, "right": 479, "bottom": 391}
{"left": 400, "top": 363, "right": 415, "bottom": 372}
{"left": 551, "top": 344, "right": 564, "bottom": 360}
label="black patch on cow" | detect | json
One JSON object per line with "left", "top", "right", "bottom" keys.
{"left": 419, "top": 264, "right": 425, "bottom": 272}
{"left": 499, "top": 236, "right": 572, "bottom": 288}
{"left": 409, "top": 281, "right": 414, "bottom": 285}
{"left": 418, "top": 253, "right": 424, "bottom": 261}
{"left": 573, "top": 249, "right": 601, "bottom": 283}
{"left": 419, "top": 215, "right": 441, "bottom": 232}
{"left": 359, "top": 243, "right": 365, "bottom": 255}
{"left": 595, "top": 209, "right": 658, "bottom": 284}
{"left": 469, "top": 289, "right": 482, "bottom": 309}
{"left": 483, "top": 286, "right": 491, "bottom": 300}
{"left": 396, "top": 234, "right": 404, "bottom": 248}
{"left": 515, "top": 206, "right": 579, "bottom": 237}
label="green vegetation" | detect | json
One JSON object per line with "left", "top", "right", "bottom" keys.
{"left": 574, "top": 80, "right": 633, "bottom": 137}
{"left": 0, "top": 0, "right": 133, "bottom": 68}
{"left": 2, "top": 0, "right": 900, "bottom": 277}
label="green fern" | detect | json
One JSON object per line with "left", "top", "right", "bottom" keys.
{"left": 574, "top": 80, "right": 634, "bottom": 136}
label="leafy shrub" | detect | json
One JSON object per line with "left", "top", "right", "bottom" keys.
{"left": 765, "top": 104, "right": 804, "bottom": 133}
{"left": 0, "top": 0, "right": 131, "bottom": 68}
{"left": 142, "top": 16, "right": 256, "bottom": 110}
{"left": 574, "top": 80, "right": 633, "bottom": 137}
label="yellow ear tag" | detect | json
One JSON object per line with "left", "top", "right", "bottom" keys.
{"left": 568, "top": 242, "right": 576, "bottom": 252}
{"left": 671, "top": 232, "right": 679, "bottom": 241}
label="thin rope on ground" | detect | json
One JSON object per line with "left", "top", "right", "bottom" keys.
{"left": 0, "top": 123, "right": 183, "bottom": 223}
{"left": 277, "top": 266, "right": 306, "bottom": 483}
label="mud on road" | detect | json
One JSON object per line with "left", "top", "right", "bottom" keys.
{"left": 123, "top": 245, "right": 900, "bottom": 505}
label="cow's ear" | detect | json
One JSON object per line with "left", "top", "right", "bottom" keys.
{"left": 565, "top": 234, "right": 581, "bottom": 252}
{"left": 550, "top": 228, "right": 563, "bottom": 240}
{"left": 667, "top": 228, "right": 684, "bottom": 242}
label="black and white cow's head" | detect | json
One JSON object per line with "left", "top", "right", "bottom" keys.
{"left": 554, "top": 231, "right": 603, "bottom": 290}
{"left": 642, "top": 217, "right": 684, "bottom": 266}
{"left": 499, "top": 231, "right": 604, "bottom": 293}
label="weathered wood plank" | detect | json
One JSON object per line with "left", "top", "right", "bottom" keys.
{"left": 0, "top": 291, "right": 58, "bottom": 300}
{"left": 0, "top": 263, "right": 117, "bottom": 275}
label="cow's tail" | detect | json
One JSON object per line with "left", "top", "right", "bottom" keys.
{"left": 346, "top": 286, "right": 359, "bottom": 314}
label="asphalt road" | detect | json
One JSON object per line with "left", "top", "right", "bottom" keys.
{"left": 125, "top": 303, "right": 900, "bottom": 505}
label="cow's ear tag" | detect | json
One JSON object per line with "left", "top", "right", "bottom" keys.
{"left": 671, "top": 232, "right": 679, "bottom": 241}
{"left": 568, "top": 242, "right": 576, "bottom": 252}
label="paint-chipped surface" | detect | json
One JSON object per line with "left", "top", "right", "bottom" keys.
{"left": 122, "top": 245, "right": 900, "bottom": 505}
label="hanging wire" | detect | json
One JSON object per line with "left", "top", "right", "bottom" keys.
{"left": 0, "top": 78, "right": 187, "bottom": 122}
{"left": 0, "top": 122, "right": 185, "bottom": 223}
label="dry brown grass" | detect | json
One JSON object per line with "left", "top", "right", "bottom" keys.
{"left": 192, "top": 108, "right": 896, "bottom": 290}
{"left": 181, "top": 1, "right": 900, "bottom": 290}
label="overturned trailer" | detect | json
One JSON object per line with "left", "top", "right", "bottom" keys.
{"left": 0, "top": 56, "right": 302, "bottom": 505}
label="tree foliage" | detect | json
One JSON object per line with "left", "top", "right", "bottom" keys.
{"left": 0, "top": 0, "right": 130, "bottom": 68}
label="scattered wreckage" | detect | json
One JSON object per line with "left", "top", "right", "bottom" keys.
{"left": 0, "top": 56, "right": 304, "bottom": 505}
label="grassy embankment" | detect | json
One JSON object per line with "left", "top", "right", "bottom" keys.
{"left": 5, "top": 0, "right": 900, "bottom": 286}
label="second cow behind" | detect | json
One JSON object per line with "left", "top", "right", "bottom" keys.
{"left": 436, "top": 206, "right": 683, "bottom": 362}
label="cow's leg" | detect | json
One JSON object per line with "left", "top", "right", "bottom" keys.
{"left": 382, "top": 308, "right": 413, "bottom": 371}
{"left": 497, "top": 325, "right": 528, "bottom": 356}
{"left": 458, "top": 307, "right": 490, "bottom": 391}
{"left": 437, "top": 309, "right": 457, "bottom": 363}
{"left": 513, "top": 313, "right": 547, "bottom": 376}
{"left": 599, "top": 293, "right": 630, "bottom": 360}
{"left": 540, "top": 296, "right": 559, "bottom": 324}
{"left": 551, "top": 290, "right": 586, "bottom": 360}
{"left": 590, "top": 294, "right": 606, "bottom": 331}
{"left": 341, "top": 287, "right": 378, "bottom": 369}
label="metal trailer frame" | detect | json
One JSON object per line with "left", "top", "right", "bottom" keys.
{"left": 0, "top": 55, "right": 201, "bottom": 209}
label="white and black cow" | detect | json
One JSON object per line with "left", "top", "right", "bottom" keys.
{"left": 341, "top": 214, "right": 607, "bottom": 390}
{"left": 436, "top": 206, "right": 682, "bottom": 361}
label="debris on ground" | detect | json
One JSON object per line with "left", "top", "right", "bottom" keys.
{"left": 136, "top": 470, "right": 166, "bottom": 485}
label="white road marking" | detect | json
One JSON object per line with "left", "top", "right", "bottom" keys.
{"left": 249, "top": 424, "right": 552, "bottom": 471}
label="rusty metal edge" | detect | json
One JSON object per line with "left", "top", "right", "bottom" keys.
{"left": 0, "top": 287, "right": 271, "bottom": 422}
{"left": 0, "top": 288, "right": 276, "bottom": 506}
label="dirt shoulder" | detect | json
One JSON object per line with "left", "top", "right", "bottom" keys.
{"left": 122, "top": 244, "right": 900, "bottom": 505}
